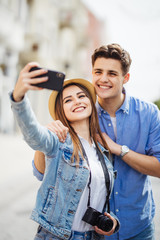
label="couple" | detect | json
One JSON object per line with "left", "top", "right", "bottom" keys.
{"left": 10, "top": 43, "right": 160, "bottom": 240}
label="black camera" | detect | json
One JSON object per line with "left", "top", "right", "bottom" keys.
{"left": 82, "top": 207, "right": 113, "bottom": 232}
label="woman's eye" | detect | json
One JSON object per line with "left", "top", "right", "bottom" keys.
{"left": 64, "top": 99, "right": 71, "bottom": 103}
{"left": 79, "top": 94, "right": 86, "bottom": 98}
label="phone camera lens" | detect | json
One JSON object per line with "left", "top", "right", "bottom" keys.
{"left": 56, "top": 73, "right": 63, "bottom": 79}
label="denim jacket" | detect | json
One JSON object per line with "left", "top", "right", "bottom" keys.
{"left": 9, "top": 93, "right": 119, "bottom": 240}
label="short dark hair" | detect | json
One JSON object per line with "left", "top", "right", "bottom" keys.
{"left": 91, "top": 43, "right": 132, "bottom": 75}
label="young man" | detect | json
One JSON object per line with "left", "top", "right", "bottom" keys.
{"left": 33, "top": 44, "right": 160, "bottom": 240}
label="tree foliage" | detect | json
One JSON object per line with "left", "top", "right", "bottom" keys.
{"left": 154, "top": 99, "right": 160, "bottom": 109}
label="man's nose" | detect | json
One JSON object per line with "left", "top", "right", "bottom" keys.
{"left": 100, "top": 73, "right": 108, "bottom": 82}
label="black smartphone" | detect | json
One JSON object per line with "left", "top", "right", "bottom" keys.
{"left": 29, "top": 66, "right": 65, "bottom": 91}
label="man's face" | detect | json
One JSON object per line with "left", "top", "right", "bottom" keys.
{"left": 92, "top": 57, "right": 129, "bottom": 101}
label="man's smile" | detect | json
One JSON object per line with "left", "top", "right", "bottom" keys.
{"left": 98, "top": 84, "right": 112, "bottom": 90}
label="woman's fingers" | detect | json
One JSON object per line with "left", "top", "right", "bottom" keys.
{"left": 21, "top": 62, "right": 40, "bottom": 73}
{"left": 94, "top": 212, "right": 117, "bottom": 236}
{"left": 94, "top": 225, "right": 114, "bottom": 236}
{"left": 26, "top": 67, "right": 48, "bottom": 79}
{"left": 13, "top": 62, "right": 49, "bottom": 102}
{"left": 23, "top": 76, "right": 48, "bottom": 85}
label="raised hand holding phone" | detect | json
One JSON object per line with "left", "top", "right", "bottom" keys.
{"left": 29, "top": 66, "right": 65, "bottom": 91}
{"left": 13, "top": 62, "right": 65, "bottom": 102}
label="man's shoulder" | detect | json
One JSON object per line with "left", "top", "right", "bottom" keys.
{"left": 129, "top": 95, "right": 158, "bottom": 112}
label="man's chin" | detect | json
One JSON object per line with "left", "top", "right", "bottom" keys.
{"left": 97, "top": 91, "right": 112, "bottom": 99}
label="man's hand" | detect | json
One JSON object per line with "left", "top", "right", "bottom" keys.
{"left": 94, "top": 212, "right": 118, "bottom": 236}
{"left": 47, "top": 121, "right": 69, "bottom": 142}
{"left": 101, "top": 133, "right": 121, "bottom": 156}
{"left": 96, "top": 132, "right": 121, "bottom": 155}
{"left": 102, "top": 134, "right": 160, "bottom": 177}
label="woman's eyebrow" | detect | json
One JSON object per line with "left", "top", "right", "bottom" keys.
{"left": 63, "top": 95, "right": 72, "bottom": 101}
{"left": 77, "top": 91, "right": 85, "bottom": 95}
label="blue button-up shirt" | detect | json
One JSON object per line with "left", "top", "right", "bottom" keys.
{"left": 97, "top": 91, "right": 160, "bottom": 239}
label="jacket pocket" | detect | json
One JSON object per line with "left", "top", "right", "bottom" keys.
{"left": 59, "top": 149, "right": 83, "bottom": 182}
{"left": 42, "top": 186, "right": 55, "bottom": 214}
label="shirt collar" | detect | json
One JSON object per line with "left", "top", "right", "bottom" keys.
{"left": 119, "top": 88, "right": 130, "bottom": 114}
{"left": 78, "top": 135, "right": 96, "bottom": 149}
{"left": 96, "top": 88, "right": 130, "bottom": 115}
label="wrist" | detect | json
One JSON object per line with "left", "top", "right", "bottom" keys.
{"left": 12, "top": 91, "right": 24, "bottom": 102}
{"left": 115, "top": 145, "right": 122, "bottom": 156}
{"left": 120, "top": 145, "right": 129, "bottom": 158}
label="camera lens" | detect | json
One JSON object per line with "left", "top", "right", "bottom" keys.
{"left": 97, "top": 215, "right": 113, "bottom": 232}
{"left": 56, "top": 72, "right": 64, "bottom": 79}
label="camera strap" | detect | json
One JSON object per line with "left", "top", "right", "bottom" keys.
{"left": 96, "top": 147, "right": 111, "bottom": 214}
{"left": 79, "top": 139, "right": 111, "bottom": 214}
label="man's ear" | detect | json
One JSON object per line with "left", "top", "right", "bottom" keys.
{"left": 123, "top": 73, "right": 130, "bottom": 84}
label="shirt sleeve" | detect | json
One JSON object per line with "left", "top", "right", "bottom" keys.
{"left": 32, "top": 159, "right": 44, "bottom": 181}
{"left": 146, "top": 104, "right": 160, "bottom": 162}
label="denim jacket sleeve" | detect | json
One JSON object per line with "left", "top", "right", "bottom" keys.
{"left": 9, "top": 92, "right": 59, "bottom": 156}
{"left": 32, "top": 159, "right": 44, "bottom": 181}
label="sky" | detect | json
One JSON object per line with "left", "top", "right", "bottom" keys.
{"left": 82, "top": 0, "right": 160, "bottom": 102}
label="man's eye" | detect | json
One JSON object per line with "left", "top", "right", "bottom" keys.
{"left": 95, "top": 71, "right": 101, "bottom": 74}
{"left": 110, "top": 72, "right": 117, "bottom": 76}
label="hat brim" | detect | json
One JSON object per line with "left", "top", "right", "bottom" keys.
{"left": 48, "top": 78, "right": 96, "bottom": 120}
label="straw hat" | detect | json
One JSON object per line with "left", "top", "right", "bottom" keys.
{"left": 48, "top": 78, "right": 96, "bottom": 120}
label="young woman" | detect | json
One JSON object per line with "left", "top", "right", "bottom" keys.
{"left": 9, "top": 62, "right": 119, "bottom": 240}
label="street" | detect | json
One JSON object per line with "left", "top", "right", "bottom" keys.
{"left": 0, "top": 133, "right": 160, "bottom": 240}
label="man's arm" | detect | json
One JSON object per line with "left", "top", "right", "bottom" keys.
{"left": 34, "top": 151, "right": 45, "bottom": 174}
{"left": 102, "top": 133, "right": 160, "bottom": 178}
{"left": 121, "top": 150, "right": 160, "bottom": 177}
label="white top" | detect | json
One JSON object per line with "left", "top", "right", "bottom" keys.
{"left": 71, "top": 137, "right": 107, "bottom": 232}
{"left": 110, "top": 117, "right": 117, "bottom": 138}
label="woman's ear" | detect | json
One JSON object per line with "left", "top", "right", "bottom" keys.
{"left": 123, "top": 73, "right": 130, "bottom": 84}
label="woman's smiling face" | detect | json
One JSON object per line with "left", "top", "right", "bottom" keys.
{"left": 62, "top": 85, "right": 92, "bottom": 123}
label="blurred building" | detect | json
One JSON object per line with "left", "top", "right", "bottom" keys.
{"left": 0, "top": 0, "right": 105, "bottom": 133}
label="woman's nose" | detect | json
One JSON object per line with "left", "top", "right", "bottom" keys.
{"left": 74, "top": 97, "right": 81, "bottom": 105}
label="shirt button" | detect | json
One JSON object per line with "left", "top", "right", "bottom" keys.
{"left": 123, "top": 110, "right": 126, "bottom": 113}
{"left": 108, "top": 123, "right": 111, "bottom": 127}
{"left": 115, "top": 192, "right": 118, "bottom": 195}
{"left": 116, "top": 209, "right": 119, "bottom": 212}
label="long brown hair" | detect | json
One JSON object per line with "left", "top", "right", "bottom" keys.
{"left": 55, "top": 83, "right": 110, "bottom": 164}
